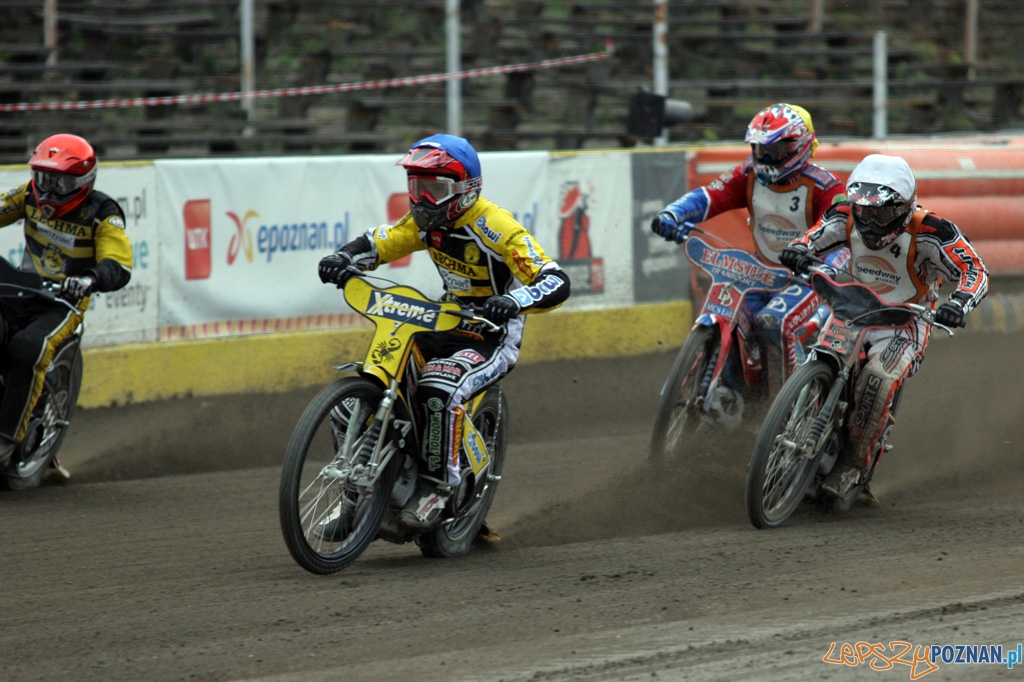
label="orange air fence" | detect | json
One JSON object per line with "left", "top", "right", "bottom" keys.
{"left": 688, "top": 137, "right": 1024, "bottom": 276}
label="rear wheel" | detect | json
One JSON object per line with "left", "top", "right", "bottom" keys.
{"left": 3, "top": 342, "right": 82, "bottom": 491}
{"left": 649, "top": 326, "right": 718, "bottom": 462}
{"left": 745, "top": 360, "right": 835, "bottom": 529}
{"left": 278, "top": 378, "right": 398, "bottom": 574}
{"left": 419, "top": 387, "right": 509, "bottom": 558}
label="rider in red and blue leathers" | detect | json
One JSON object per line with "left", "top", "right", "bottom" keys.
{"left": 651, "top": 103, "right": 849, "bottom": 377}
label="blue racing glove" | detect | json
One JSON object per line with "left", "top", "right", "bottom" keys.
{"left": 650, "top": 212, "right": 693, "bottom": 243}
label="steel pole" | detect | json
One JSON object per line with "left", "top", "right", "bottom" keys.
{"left": 446, "top": 0, "right": 462, "bottom": 136}
{"left": 873, "top": 31, "right": 887, "bottom": 139}
{"left": 241, "top": 0, "right": 255, "bottom": 123}
{"left": 653, "top": 0, "right": 669, "bottom": 146}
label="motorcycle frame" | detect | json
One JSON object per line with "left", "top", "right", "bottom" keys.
{"left": 333, "top": 276, "right": 491, "bottom": 492}
{"left": 798, "top": 271, "right": 926, "bottom": 470}
{"left": 683, "top": 234, "right": 796, "bottom": 402}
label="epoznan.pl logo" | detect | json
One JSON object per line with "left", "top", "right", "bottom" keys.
{"left": 823, "top": 641, "right": 1023, "bottom": 678}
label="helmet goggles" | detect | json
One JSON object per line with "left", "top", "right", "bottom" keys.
{"left": 852, "top": 203, "right": 907, "bottom": 229}
{"left": 32, "top": 167, "right": 95, "bottom": 196}
{"left": 407, "top": 174, "right": 476, "bottom": 206}
{"left": 751, "top": 140, "right": 797, "bottom": 166}
{"left": 848, "top": 181, "right": 910, "bottom": 228}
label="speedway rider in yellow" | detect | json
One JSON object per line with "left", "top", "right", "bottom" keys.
{"left": 318, "top": 134, "right": 570, "bottom": 530}
{"left": 0, "top": 134, "right": 132, "bottom": 463}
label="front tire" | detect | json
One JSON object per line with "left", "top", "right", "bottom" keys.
{"left": 649, "top": 326, "right": 717, "bottom": 462}
{"left": 419, "top": 387, "right": 509, "bottom": 558}
{"left": 745, "top": 360, "right": 835, "bottom": 529}
{"left": 278, "top": 377, "right": 398, "bottom": 574}
{"left": 3, "top": 342, "right": 82, "bottom": 491}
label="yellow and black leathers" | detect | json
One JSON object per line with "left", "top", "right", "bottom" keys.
{"left": 339, "top": 196, "right": 570, "bottom": 344}
{"left": 335, "top": 196, "right": 569, "bottom": 485}
{"left": 0, "top": 182, "right": 132, "bottom": 442}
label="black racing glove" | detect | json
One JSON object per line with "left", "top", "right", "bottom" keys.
{"left": 934, "top": 299, "right": 966, "bottom": 328}
{"left": 59, "top": 275, "right": 95, "bottom": 303}
{"left": 779, "top": 243, "right": 813, "bottom": 274}
{"left": 481, "top": 295, "right": 521, "bottom": 324}
{"left": 318, "top": 251, "right": 356, "bottom": 288}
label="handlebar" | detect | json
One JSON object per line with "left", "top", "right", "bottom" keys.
{"left": 450, "top": 307, "right": 502, "bottom": 333}
{"left": 0, "top": 280, "right": 80, "bottom": 313}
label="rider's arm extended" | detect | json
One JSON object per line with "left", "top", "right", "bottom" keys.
{"left": 87, "top": 196, "right": 133, "bottom": 292}
{"left": 0, "top": 183, "right": 28, "bottom": 227}
{"left": 793, "top": 203, "right": 852, "bottom": 257}
{"left": 483, "top": 208, "right": 573, "bottom": 311}
{"left": 659, "top": 163, "right": 750, "bottom": 224}
{"left": 917, "top": 212, "right": 989, "bottom": 314}
{"left": 336, "top": 213, "right": 426, "bottom": 271}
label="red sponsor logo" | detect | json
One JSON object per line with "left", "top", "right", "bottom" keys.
{"left": 183, "top": 199, "right": 211, "bottom": 280}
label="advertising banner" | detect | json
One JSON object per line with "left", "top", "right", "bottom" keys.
{"left": 155, "top": 152, "right": 549, "bottom": 337}
{"left": 631, "top": 151, "right": 691, "bottom": 303}
{"left": 546, "top": 152, "right": 634, "bottom": 310}
{"left": 0, "top": 164, "right": 160, "bottom": 347}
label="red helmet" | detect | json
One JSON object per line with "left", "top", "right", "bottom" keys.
{"left": 29, "top": 134, "right": 97, "bottom": 218}
{"left": 398, "top": 134, "right": 482, "bottom": 230}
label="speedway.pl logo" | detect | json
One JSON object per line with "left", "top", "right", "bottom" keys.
{"left": 823, "top": 641, "right": 1023, "bottom": 678}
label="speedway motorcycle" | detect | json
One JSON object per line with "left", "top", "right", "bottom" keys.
{"left": 649, "top": 230, "right": 799, "bottom": 461}
{"left": 0, "top": 258, "right": 81, "bottom": 490}
{"left": 278, "top": 273, "right": 508, "bottom": 575}
{"left": 744, "top": 268, "right": 953, "bottom": 529}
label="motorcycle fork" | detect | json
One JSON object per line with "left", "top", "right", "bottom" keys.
{"left": 344, "top": 379, "right": 404, "bottom": 489}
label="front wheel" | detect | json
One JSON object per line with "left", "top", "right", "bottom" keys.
{"left": 278, "top": 377, "right": 398, "bottom": 574}
{"left": 419, "top": 387, "right": 509, "bottom": 558}
{"left": 745, "top": 360, "right": 835, "bottom": 529}
{"left": 649, "top": 326, "right": 718, "bottom": 462}
{"left": 3, "top": 342, "right": 82, "bottom": 491}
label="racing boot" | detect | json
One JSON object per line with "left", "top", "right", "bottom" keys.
{"left": 821, "top": 445, "right": 863, "bottom": 498}
{"left": 400, "top": 481, "right": 453, "bottom": 531}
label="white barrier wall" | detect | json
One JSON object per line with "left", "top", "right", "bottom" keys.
{"left": 0, "top": 164, "right": 160, "bottom": 347}
{"left": 1, "top": 149, "right": 677, "bottom": 350}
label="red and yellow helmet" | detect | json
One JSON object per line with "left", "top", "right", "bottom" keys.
{"left": 744, "top": 103, "right": 818, "bottom": 186}
{"left": 29, "top": 133, "right": 97, "bottom": 218}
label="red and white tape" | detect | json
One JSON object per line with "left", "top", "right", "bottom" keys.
{"left": 0, "top": 42, "right": 614, "bottom": 113}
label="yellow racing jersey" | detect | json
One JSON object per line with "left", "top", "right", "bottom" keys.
{"left": 356, "top": 196, "right": 569, "bottom": 314}
{"left": 0, "top": 181, "right": 132, "bottom": 292}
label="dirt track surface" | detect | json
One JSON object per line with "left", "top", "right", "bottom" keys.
{"left": 3, "top": 326, "right": 1023, "bottom": 682}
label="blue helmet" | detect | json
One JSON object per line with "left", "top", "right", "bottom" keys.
{"left": 399, "top": 134, "right": 482, "bottom": 230}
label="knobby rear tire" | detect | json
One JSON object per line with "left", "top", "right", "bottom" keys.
{"left": 745, "top": 360, "right": 835, "bottom": 529}
{"left": 3, "top": 342, "right": 82, "bottom": 491}
{"left": 419, "top": 388, "right": 509, "bottom": 559}
{"left": 278, "top": 377, "right": 397, "bottom": 574}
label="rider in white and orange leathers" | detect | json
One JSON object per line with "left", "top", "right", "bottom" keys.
{"left": 780, "top": 154, "right": 988, "bottom": 497}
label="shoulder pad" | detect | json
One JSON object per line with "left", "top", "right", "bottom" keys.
{"left": 801, "top": 164, "right": 842, "bottom": 188}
